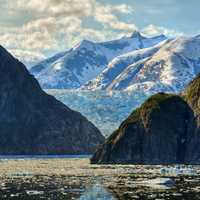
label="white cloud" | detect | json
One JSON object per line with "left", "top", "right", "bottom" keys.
{"left": 2, "top": 0, "right": 185, "bottom": 67}
{"left": 142, "top": 24, "right": 184, "bottom": 37}
{"left": 0, "top": 20, "right": 58, "bottom": 50}
{"left": 112, "top": 4, "right": 134, "bottom": 14}
{"left": 0, "top": 0, "right": 137, "bottom": 64}
{"left": 94, "top": 3, "right": 137, "bottom": 32}
{"left": 8, "top": 0, "right": 95, "bottom": 18}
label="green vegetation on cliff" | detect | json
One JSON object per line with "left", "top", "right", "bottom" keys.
{"left": 184, "top": 74, "right": 200, "bottom": 115}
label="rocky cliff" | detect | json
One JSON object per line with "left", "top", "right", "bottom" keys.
{"left": 183, "top": 74, "right": 200, "bottom": 163}
{"left": 0, "top": 45, "right": 104, "bottom": 154}
{"left": 91, "top": 93, "right": 196, "bottom": 164}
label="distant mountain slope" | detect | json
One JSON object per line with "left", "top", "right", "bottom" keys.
{"left": 85, "top": 36, "right": 200, "bottom": 93}
{"left": 0, "top": 45, "right": 104, "bottom": 154}
{"left": 30, "top": 32, "right": 167, "bottom": 89}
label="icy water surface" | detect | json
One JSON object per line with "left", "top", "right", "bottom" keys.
{"left": 0, "top": 157, "right": 200, "bottom": 199}
{"left": 46, "top": 90, "right": 149, "bottom": 137}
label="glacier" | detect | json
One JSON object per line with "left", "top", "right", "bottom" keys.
{"left": 46, "top": 90, "right": 149, "bottom": 137}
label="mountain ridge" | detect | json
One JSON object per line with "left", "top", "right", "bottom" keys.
{"left": 86, "top": 36, "right": 200, "bottom": 94}
{"left": 30, "top": 32, "right": 167, "bottom": 89}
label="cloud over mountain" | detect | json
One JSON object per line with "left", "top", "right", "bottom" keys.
{"left": 0, "top": 0, "right": 194, "bottom": 65}
{"left": 0, "top": 0, "right": 138, "bottom": 65}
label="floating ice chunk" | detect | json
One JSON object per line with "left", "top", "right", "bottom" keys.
{"left": 10, "top": 194, "right": 20, "bottom": 197}
{"left": 139, "top": 178, "right": 174, "bottom": 190}
{"left": 160, "top": 166, "right": 197, "bottom": 176}
{"left": 9, "top": 171, "right": 34, "bottom": 177}
{"left": 26, "top": 190, "right": 44, "bottom": 195}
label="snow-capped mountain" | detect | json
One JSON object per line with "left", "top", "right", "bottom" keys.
{"left": 84, "top": 35, "right": 200, "bottom": 94}
{"left": 83, "top": 40, "right": 169, "bottom": 90}
{"left": 30, "top": 31, "right": 167, "bottom": 89}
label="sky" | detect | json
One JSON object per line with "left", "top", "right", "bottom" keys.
{"left": 0, "top": 0, "right": 199, "bottom": 65}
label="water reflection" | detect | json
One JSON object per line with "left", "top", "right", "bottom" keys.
{"left": 78, "top": 184, "right": 116, "bottom": 200}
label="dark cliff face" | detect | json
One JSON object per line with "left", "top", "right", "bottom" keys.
{"left": 183, "top": 74, "right": 200, "bottom": 163}
{"left": 184, "top": 74, "right": 200, "bottom": 122}
{"left": 0, "top": 46, "right": 104, "bottom": 154}
{"left": 91, "top": 93, "right": 195, "bottom": 164}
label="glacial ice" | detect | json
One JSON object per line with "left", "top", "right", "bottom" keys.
{"left": 46, "top": 90, "right": 149, "bottom": 137}
{"left": 160, "top": 166, "right": 197, "bottom": 176}
{"left": 138, "top": 178, "right": 175, "bottom": 190}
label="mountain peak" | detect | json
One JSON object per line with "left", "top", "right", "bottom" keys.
{"left": 0, "top": 45, "right": 11, "bottom": 58}
{"left": 152, "top": 34, "right": 167, "bottom": 40}
{"left": 75, "top": 39, "right": 95, "bottom": 50}
{"left": 129, "top": 31, "right": 144, "bottom": 39}
{"left": 80, "top": 39, "right": 94, "bottom": 46}
{"left": 194, "top": 34, "right": 200, "bottom": 39}
{"left": 0, "top": 44, "right": 31, "bottom": 80}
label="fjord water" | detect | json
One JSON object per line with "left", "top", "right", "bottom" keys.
{"left": 46, "top": 89, "right": 149, "bottom": 136}
{"left": 0, "top": 157, "right": 200, "bottom": 199}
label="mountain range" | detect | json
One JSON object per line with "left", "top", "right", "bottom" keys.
{"left": 30, "top": 32, "right": 167, "bottom": 90}
{"left": 86, "top": 35, "right": 200, "bottom": 93}
{"left": 30, "top": 32, "right": 200, "bottom": 94}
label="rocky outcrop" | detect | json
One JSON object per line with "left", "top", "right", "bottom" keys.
{"left": 183, "top": 74, "right": 200, "bottom": 163}
{"left": 91, "top": 93, "right": 196, "bottom": 164}
{"left": 0, "top": 45, "right": 104, "bottom": 154}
